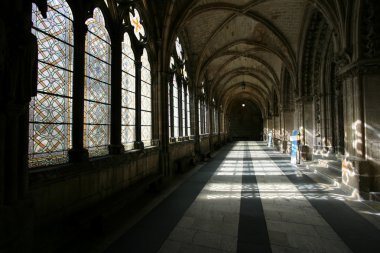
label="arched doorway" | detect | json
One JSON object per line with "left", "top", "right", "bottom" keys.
{"left": 228, "top": 100, "right": 263, "bottom": 141}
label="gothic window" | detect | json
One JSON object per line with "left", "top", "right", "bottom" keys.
{"left": 173, "top": 75, "right": 179, "bottom": 137}
{"left": 168, "top": 37, "right": 192, "bottom": 140}
{"left": 84, "top": 8, "right": 111, "bottom": 157}
{"left": 181, "top": 83, "right": 186, "bottom": 136}
{"left": 122, "top": 33, "right": 136, "bottom": 150}
{"left": 186, "top": 85, "right": 191, "bottom": 136}
{"left": 198, "top": 85, "right": 208, "bottom": 135}
{"left": 141, "top": 48, "right": 152, "bottom": 146}
{"left": 29, "top": 0, "right": 74, "bottom": 168}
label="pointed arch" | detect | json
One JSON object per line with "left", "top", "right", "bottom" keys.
{"left": 29, "top": 0, "right": 74, "bottom": 168}
{"left": 84, "top": 7, "right": 111, "bottom": 157}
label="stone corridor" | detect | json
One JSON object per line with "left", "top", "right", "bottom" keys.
{"left": 103, "top": 142, "right": 380, "bottom": 253}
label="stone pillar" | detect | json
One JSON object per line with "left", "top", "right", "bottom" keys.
{"left": 160, "top": 69, "right": 170, "bottom": 176}
{"left": 194, "top": 94, "right": 200, "bottom": 156}
{"left": 0, "top": 2, "right": 35, "bottom": 251}
{"left": 69, "top": 21, "right": 89, "bottom": 161}
{"left": 184, "top": 84, "right": 189, "bottom": 137}
{"left": 340, "top": 65, "right": 379, "bottom": 199}
{"left": 169, "top": 73, "right": 174, "bottom": 141}
{"left": 134, "top": 51, "right": 144, "bottom": 149}
{"left": 282, "top": 110, "right": 295, "bottom": 154}
{"left": 178, "top": 78, "right": 183, "bottom": 137}
{"left": 217, "top": 108, "right": 221, "bottom": 146}
{"left": 209, "top": 103, "right": 214, "bottom": 152}
{"left": 109, "top": 29, "right": 124, "bottom": 154}
{"left": 273, "top": 114, "right": 281, "bottom": 150}
{"left": 267, "top": 116, "right": 274, "bottom": 146}
{"left": 302, "top": 97, "right": 314, "bottom": 160}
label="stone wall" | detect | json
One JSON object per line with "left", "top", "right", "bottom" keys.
{"left": 29, "top": 148, "right": 160, "bottom": 225}
{"left": 169, "top": 140, "right": 195, "bottom": 173}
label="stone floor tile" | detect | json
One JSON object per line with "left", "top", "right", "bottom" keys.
{"left": 168, "top": 227, "right": 197, "bottom": 243}
{"left": 268, "top": 230, "right": 290, "bottom": 247}
{"left": 158, "top": 239, "right": 181, "bottom": 253}
{"left": 192, "top": 231, "right": 222, "bottom": 249}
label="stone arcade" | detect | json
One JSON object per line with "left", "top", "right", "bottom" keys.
{"left": 1, "top": 0, "right": 380, "bottom": 252}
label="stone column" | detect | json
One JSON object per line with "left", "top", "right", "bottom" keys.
{"left": 184, "top": 83, "right": 189, "bottom": 137}
{"left": 340, "top": 67, "right": 374, "bottom": 199}
{"left": 302, "top": 96, "right": 314, "bottom": 160}
{"left": 209, "top": 103, "right": 214, "bottom": 152}
{"left": 282, "top": 110, "right": 295, "bottom": 154}
{"left": 273, "top": 114, "right": 281, "bottom": 150}
{"left": 169, "top": 73, "right": 174, "bottom": 141}
{"left": 160, "top": 68, "right": 170, "bottom": 176}
{"left": 69, "top": 21, "right": 89, "bottom": 161}
{"left": 134, "top": 50, "right": 144, "bottom": 149}
{"left": 267, "top": 116, "right": 274, "bottom": 146}
{"left": 178, "top": 78, "right": 183, "bottom": 138}
{"left": 109, "top": 30, "right": 124, "bottom": 154}
{"left": 217, "top": 108, "right": 221, "bottom": 146}
{"left": 0, "top": 2, "right": 35, "bottom": 250}
{"left": 194, "top": 94, "right": 200, "bottom": 157}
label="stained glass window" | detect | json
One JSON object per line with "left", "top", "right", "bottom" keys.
{"left": 169, "top": 37, "right": 192, "bottom": 140}
{"left": 122, "top": 33, "right": 136, "bottom": 150}
{"left": 141, "top": 49, "right": 152, "bottom": 146}
{"left": 29, "top": 0, "right": 74, "bottom": 168}
{"left": 84, "top": 8, "right": 111, "bottom": 157}
{"left": 186, "top": 86, "right": 191, "bottom": 136}
{"left": 181, "top": 84, "right": 186, "bottom": 136}
{"left": 169, "top": 57, "right": 175, "bottom": 138}
{"left": 129, "top": 8, "right": 145, "bottom": 41}
{"left": 173, "top": 75, "right": 179, "bottom": 137}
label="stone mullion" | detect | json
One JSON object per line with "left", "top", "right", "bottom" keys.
{"left": 109, "top": 30, "right": 124, "bottom": 154}
{"left": 69, "top": 21, "right": 89, "bottom": 162}
{"left": 178, "top": 78, "right": 183, "bottom": 137}
{"left": 134, "top": 55, "right": 143, "bottom": 149}
{"left": 184, "top": 83, "right": 188, "bottom": 137}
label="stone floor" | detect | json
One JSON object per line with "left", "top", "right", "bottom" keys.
{"left": 96, "top": 142, "right": 380, "bottom": 253}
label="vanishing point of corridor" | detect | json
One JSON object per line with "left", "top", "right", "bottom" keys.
{"left": 106, "top": 142, "right": 380, "bottom": 253}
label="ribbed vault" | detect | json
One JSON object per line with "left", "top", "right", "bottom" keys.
{"left": 164, "top": 0, "right": 308, "bottom": 115}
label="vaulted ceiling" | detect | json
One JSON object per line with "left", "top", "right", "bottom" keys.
{"left": 167, "top": 0, "right": 309, "bottom": 114}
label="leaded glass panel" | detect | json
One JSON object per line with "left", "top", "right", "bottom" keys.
{"left": 129, "top": 8, "right": 145, "bottom": 41}
{"left": 173, "top": 75, "right": 179, "bottom": 137}
{"left": 187, "top": 86, "right": 191, "bottom": 136}
{"left": 122, "top": 33, "right": 136, "bottom": 149}
{"left": 181, "top": 84, "right": 185, "bottom": 136}
{"left": 84, "top": 8, "right": 111, "bottom": 157}
{"left": 29, "top": 0, "right": 73, "bottom": 168}
{"left": 141, "top": 49, "right": 152, "bottom": 146}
